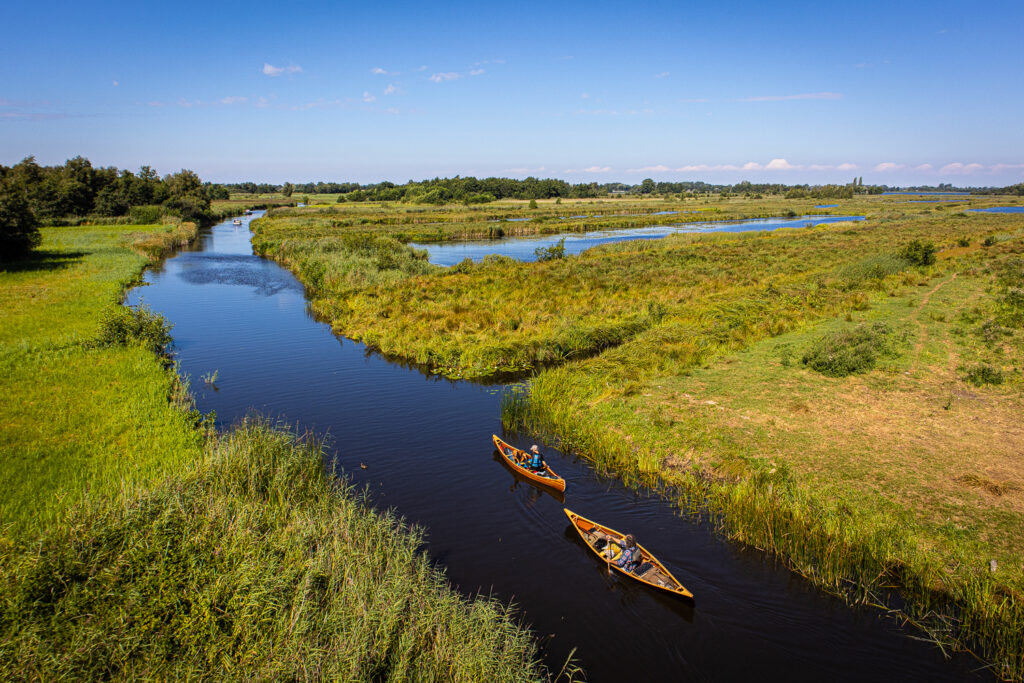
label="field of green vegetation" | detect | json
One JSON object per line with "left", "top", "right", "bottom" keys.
{"left": 253, "top": 194, "right": 1024, "bottom": 677}
{"left": 0, "top": 223, "right": 546, "bottom": 680}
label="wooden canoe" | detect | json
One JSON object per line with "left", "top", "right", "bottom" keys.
{"left": 564, "top": 508, "right": 693, "bottom": 599}
{"left": 492, "top": 435, "right": 566, "bottom": 492}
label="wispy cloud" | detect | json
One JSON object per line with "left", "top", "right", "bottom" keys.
{"left": 220, "top": 96, "right": 248, "bottom": 105}
{"left": 565, "top": 166, "right": 612, "bottom": 173}
{"left": 739, "top": 92, "right": 841, "bottom": 102}
{"left": 263, "top": 63, "right": 302, "bottom": 76}
{"left": 874, "top": 162, "right": 905, "bottom": 172}
{"left": 654, "top": 71, "right": 670, "bottom": 78}
{"left": 627, "top": 164, "right": 673, "bottom": 173}
{"left": 370, "top": 67, "right": 395, "bottom": 75}
{"left": 469, "top": 68, "right": 485, "bottom": 76}
{"left": 429, "top": 72, "right": 460, "bottom": 83}
{"left": 384, "top": 84, "right": 398, "bottom": 95}
{"left": 939, "top": 162, "right": 985, "bottom": 174}
{"left": 362, "top": 91, "right": 376, "bottom": 103}
{"left": 502, "top": 166, "right": 547, "bottom": 174}
{"left": 914, "top": 163, "right": 934, "bottom": 172}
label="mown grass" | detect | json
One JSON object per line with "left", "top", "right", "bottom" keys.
{"left": 0, "top": 420, "right": 544, "bottom": 681}
{"left": 0, "top": 222, "right": 550, "bottom": 680}
{"left": 0, "top": 223, "right": 205, "bottom": 537}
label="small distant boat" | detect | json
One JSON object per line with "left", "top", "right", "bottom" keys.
{"left": 232, "top": 218, "right": 242, "bottom": 225}
{"left": 564, "top": 508, "right": 693, "bottom": 599}
{"left": 244, "top": 209, "right": 253, "bottom": 215}
{"left": 492, "top": 435, "right": 566, "bottom": 492}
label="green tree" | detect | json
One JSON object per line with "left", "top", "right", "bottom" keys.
{"left": 0, "top": 176, "right": 41, "bottom": 260}
{"left": 639, "top": 178, "right": 656, "bottom": 194}
{"left": 164, "top": 169, "right": 210, "bottom": 222}
{"left": 282, "top": 182, "right": 294, "bottom": 197}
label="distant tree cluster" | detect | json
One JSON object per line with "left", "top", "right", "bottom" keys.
{"left": 0, "top": 156, "right": 227, "bottom": 260}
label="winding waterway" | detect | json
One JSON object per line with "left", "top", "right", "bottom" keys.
{"left": 127, "top": 214, "right": 989, "bottom": 681}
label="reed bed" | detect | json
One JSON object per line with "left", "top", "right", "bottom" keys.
{"left": 0, "top": 420, "right": 545, "bottom": 682}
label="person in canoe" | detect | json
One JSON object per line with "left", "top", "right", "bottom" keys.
{"left": 608, "top": 534, "right": 642, "bottom": 573}
{"left": 527, "top": 445, "right": 546, "bottom": 472}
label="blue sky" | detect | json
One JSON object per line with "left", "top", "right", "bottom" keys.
{"left": 2, "top": 0, "right": 1022, "bottom": 185}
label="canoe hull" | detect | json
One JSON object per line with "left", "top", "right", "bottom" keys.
{"left": 564, "top": 507, "right": 693, "bottom": 600}
{"left": 492, "top": 435, "right": 566, "bottom": 492}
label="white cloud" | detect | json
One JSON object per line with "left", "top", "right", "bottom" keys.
{"left": 991, "top": 163, "right": 1024, "bottom": 172}
{"left": 220, "top": 96, "right": 248, "bottom": 105}
{"left": 255, "top": 96, "right": 269, "bottom": 108}
{"left": 742, "top": 161, "right": 762, "bottom": 170}
{"left": 626, "top": 164, "right": 672, "bottom": 174}
{"left": 914, "top": 163, "right": 934, "bottom": 172}
{"left": 362, "top": 91, "right": 376, "bottom": 103}
{"left": 383, "top": 84, "right": 398, "bottom": 95}
{"left": 874, "top": 162, "right": 904, "bottom": 172}
{"left": 370, "top": 67, "right": 391, "bottom": 75}
{"left": 836, "top": 162, "right": 858, "bottom": 171}
{"left": 939, "top": 162, "right": 985, "bottom": 174}
{"left": 765, "top": 158, "right": 796, "bottom": 170}
{"left": 429, "top": 72, "right": 460, "bottom": 83}
{"left": 386, "top": 107, "right": 400, "bottom": 115}
{"left": 676, "top": 164, "right": 741, "bottom": 172}
{"left": 565, "top": 166, "right": 612, "bottom": 173}
{"left": 654, "top": 71, "right": 670, "bottom": 78}
{"left": 503, "top": 166, "right": 547, "bottom": 174}
{"left": 739, "top": 92, "right": 841, "bottom": 102}
{"left": 263, "top": 63, "right": 302, "bottom": 76}
{"left": 469, "top": 68, "right": 485, "bottom": 76}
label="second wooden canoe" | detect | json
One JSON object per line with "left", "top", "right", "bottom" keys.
{"left": 492, "top": 435, "right": 566, "bottom": 492}
{"left": 564, "top": 507, "right": 693, "bottom": 599}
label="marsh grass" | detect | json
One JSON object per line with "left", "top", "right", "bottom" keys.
{"left": 0, "top": 420, "right": 546, "bottom": 682}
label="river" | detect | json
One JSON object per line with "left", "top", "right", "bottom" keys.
{"left": 126, "top": 213, "right": 989, "bottom": 681}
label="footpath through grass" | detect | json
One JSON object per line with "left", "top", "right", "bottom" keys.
{"left": 0, "top": 223, "right": 547, "bottom": 681}
{"left": 253, "top": 194, "right": 1024, "bottom": 677}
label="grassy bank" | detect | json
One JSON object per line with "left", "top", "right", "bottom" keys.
{"left": 0, "top": 222, "right": 204, "bottom": 536}
{"left": 252, "top": 195, "right": 1024, "bottom": 676}
{"left": 0, "top": 420, "right": 544, "bottom": 680}
{"left": 0, "top": 222, "right": 547, "bottom": 680}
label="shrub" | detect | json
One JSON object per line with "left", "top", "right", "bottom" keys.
{"left": 95, "top": 304, "right": 173, "bottom": 355}
{"left": 898, "top": 239, "right": 937, "bottom": 266}
{"left": 0, "top": 176, "right": 41, "bottom": 260}
{"left": 983, "top": 235, "right": 997, "bottom": 247}
{"left": 534, "top": 237, "right": 566, "bottom": 262}
{"left": 802, "top": 322, "right": 895, "bottom": 377}
{"left": 129, "top": 205, "right": 163, "bottom": 225}
{"left": 957, "top": 237, "right": 971, "bottom": 247}
{"left": 528, "top": 199, "right": 538, "bottom": 209}
{"left": 962, "top": 363, "right": 1004, "bottom": 386}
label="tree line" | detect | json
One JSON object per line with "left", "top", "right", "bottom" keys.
{"left": 0, "top": 156, "right": 220, "bottom": 260}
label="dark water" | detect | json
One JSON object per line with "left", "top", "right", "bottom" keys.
{"left": 127, "top": 214, "right": 990, "bottom": 681}
{"left": 411, "top": 215, "right": 866, "bottom": 266}
{"left": 968, "top": 207, "right": 1024, "bottom": 213}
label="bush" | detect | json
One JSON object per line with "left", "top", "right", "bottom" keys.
{"left": 528, "top": 199, "right": 538, "bottom": 209}
{"left": 95, "top": 304, "right": 173, "bottom": 355}
{"left": 957, "top": 237, "right": 971, "bottom": 247}
{"left": 802, "top": 322, "right": 895, "bottom": 377}
{"left": 898, "top": 239, "right": 937, "bottom": 266}
{"left": 983, "top": 235, "right": 997, "bottom": 247}
{"left": 534, "top": 237, "right": 566, "bottom": 262}
{"left": 129, "top": 205, "right": 163, "bottom": 225}
{"left": 0, "top": 176, "right": 41, "bottom": 260}
{"left": 962, "top": 363, "right": 1004, "bottom": 386}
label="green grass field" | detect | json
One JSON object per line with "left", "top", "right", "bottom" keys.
{"left": 0, "top": 224, "right": 204, "bottom": 536}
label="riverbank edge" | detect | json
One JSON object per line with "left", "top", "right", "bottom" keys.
{"left": 500, "top": 340, "right": 1023, "bottom": 681}
{"left": 0, "top": 219, "right": 550, "bottom": 681}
